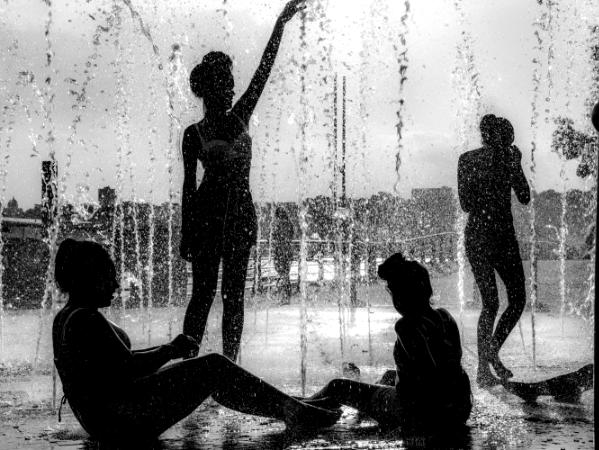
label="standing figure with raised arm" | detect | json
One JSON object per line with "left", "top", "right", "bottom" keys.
{"left": 180, "top": 0, "right": 306, "bottom": 361}
{"left": 458, "top": 114, "right": 531, "bottom": 387}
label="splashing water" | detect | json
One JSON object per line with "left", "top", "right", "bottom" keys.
{"left": 35, "top": 1, "right": 61, "bottom": 372}
{"left": 528, "top": 1, "right": 551, "bottom": 369}
{"left": 558, "top": 9, "right": 575, "bottom": 333}
{"left": 451, "top": 0, "right": 482, "bottom": 332}
{"left": 298, "top": 9, "right": 310, "bottom": 396}
{"left": 0, "top": 96, "right": 17, "bottom": 363}
{"left": 544, "top": 0, "right": 556, "bottom": 124}
{"left": 111, "top": 2, "right": 130, "bottom": 321}
{"left": 165, "top": 42, "right": 184, "bottom": 340}
{"left": 121, "top": 0, "right": 161, "bottom": 67}
{"left": 392, "top": 1, "right": 410, "bottom": 196}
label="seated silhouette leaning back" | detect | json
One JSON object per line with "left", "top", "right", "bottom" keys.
{"left": 52, "top": 238, "right": 340, "bottom": 442}
{"left": 302, "top": 253, "right": 472, "bottom": 432}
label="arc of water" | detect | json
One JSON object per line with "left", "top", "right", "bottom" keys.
{"left": 32, "top": 1, "right": 63, "bottom": 410}
{"left": 558, "top": 3, "right": 576, "bottom": 335}
{"left": 528, "top": 3, "right": 551, "bottom": 370}
{"left": 0, "top": 96, "right": 18, "bottom": 364}
{"left": 121, "top": 69, "right": 146, "bottom": 334}
{"left": 146, "top": 202, "right": 156, "bottom": 345}
{"left": 544, "top": 0, "right": 556, "bottom": 124}
{"left": 582, "top": 6, "right": 598, "bottom": 339}
{"left": 216, "top": 0, "right": 233, "bottom": 47}
{"left": 34, "top": 1, "right": 62, "bottom": 377}
{"left": 331, "top": 73, "right": 347, "bottom": 367}
{"left": 296, "top": 8, "right": 313, "bottom": 396}
{"left": 117, "top": 0, "right": 183, "bottom": 344}
{"left": 265, "top": 64, "right": 286, "bottom": 346}
{"left": 165, "top": 43, "right": 184, "bottom": 341}
{"left": 451, "top": 0, "right": 482, "bottom": 341}
{"left": 145, "top": 153, "right": 157, "bottom": 346}
{"left": 110, "top": 1, "right": 131, "bottom": 325}
{"left": 358, "top": 2, "right": 381, "bottom": 366}
{"left": 392, "top": 1, "right": 410, "bottom": 197}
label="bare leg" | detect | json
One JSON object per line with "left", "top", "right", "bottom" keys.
{"left": 491, "top": 242, "right": 525, "bottom": 379}
{"left": 307, "top": 379, "right": 401, "bottom": 428}
{"left": 110, "top": 353, "right": 339, "bottom": 439}
{"left": 221, "top": 242, "right": 251, "bottom": 361}
{"left": 468, "top": 248, "right": 501, "bottom": 386}
{"left": 376, "top": 369, "right": 397, "bottom": 386}
{"left": 183, "top": 246, "right": 221, "bottom": 347}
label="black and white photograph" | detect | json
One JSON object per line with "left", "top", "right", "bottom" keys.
{"left": 0, "top": 0, "right": 596, "bottom": 448}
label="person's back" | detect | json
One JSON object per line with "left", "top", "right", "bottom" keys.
{"left": 304, "top": 253, "right": 472, "bottom": 433}
{"left": 394, "top": 307, "right": 472, "bottom": 428}
{"left": 458, "top": 115, "right": 530, "bottom": 238}
{"left": 381, "top": 253, "right": 472, "bottom": 429}
{"left": 459, "top": 148, "right": 515, "bottom": 231}
{"left": 53, "top": 305, "right": 133, "bottom": 400}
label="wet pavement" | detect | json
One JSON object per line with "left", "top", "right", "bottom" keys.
{"left": 0, "top": 297, "right": 594, "bottom": 449}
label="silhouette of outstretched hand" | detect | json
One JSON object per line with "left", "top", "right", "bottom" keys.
{"left": 170, "top": 334, "right": 199, "bottom": 359}
{"left": 279, "top": 0, "right": 306, "bottom": 24}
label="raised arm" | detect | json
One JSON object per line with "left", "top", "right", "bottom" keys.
{"left": 508, "top": 146, "right": 531, "bottom": 205}
{"left": 232, "top": 0, "right": 306, "bottom": 122}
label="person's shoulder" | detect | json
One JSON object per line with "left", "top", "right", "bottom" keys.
{"left": 394, "top": 316, "right": 415, "bottom": 335}
{"left": 71, "top": 307, "right": 103, "bottom": 323}
{"left": 435, "top": 307, "right": 455, "bottom": 320}
{"left": 435, "top": 308, "right": 459, "bottom": 332}
{"left": 183, "top": 122, "right": 202, "bottom": 139}
{"left": 55, "top": 306, "right": 103, "bottom": 334}
{"left": 459, "top": 148, "right": 484, "bottom": 162}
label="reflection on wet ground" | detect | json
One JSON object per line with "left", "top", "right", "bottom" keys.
{"left": 0, "top": 303, "right": 594, "bottom": 449}
{"left": 0, "top": 391, "right": 594, "bottom": 450}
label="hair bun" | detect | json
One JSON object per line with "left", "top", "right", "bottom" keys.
{"left": 377, "top": 252, "right": 407, "bottom": 281}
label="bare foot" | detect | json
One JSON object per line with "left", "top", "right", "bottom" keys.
{"left": 291, "top": 396, "right": 341, "bottom": 411}
{"left": 477, "top": 370, "right": 501, "bottom": 388}
{"left": 490, "top": 355, "right": 513, "bottom": 380}
{"left": 284, "top": 400, "right": 341, "bottom": 429}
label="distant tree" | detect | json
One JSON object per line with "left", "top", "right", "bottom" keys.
{"left": 551, "top": 24, "right": 599, "bottom": 177}
{"left": 3, "top": 198, "right": 23, "bottom": 218}
{"left": 551, "top": 117, "right": 597, "bottom": 178}
{"left": 22, "top": 204, "right": 43, "bottom": 219}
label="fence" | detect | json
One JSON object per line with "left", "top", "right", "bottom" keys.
{"left": 183, "top": 232, "right": 460, "bottom": 300}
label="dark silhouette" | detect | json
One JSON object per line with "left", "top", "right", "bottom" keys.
{"left": 273, "top": 206, "right": 294, "bottom": 302}
{"left": 458, "top": 114, "right": 531, "bottom": 387}
{"left": 52, "top": 239, "right": 340, "bottom": 442}
{"left": 592, "top": 101, "right": 599, "bottom": 132}
{"left": 180, "top": 0, "right": 306, "bottom": 361}
{"left": 502, "top": 363, "right": 594, "bottom": 403}
{"left": 298, "top": 253, "right": 472, "bottom": 432}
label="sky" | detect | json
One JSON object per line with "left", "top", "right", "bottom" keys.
{"left": 0, "top": 0, "right": 598, "bottom": 209}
